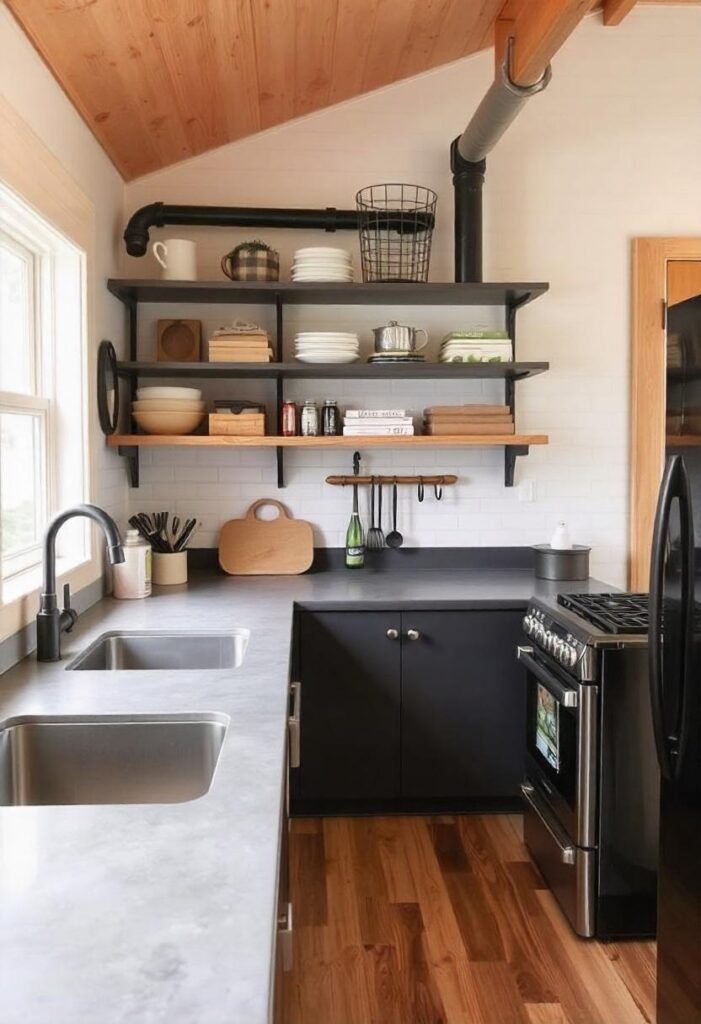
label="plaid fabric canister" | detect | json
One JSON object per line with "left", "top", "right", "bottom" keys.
{"left": 222, "top": 248, "right": 280, "bottom": 281}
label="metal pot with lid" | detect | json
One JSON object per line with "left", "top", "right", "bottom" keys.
{"left": 372, "top": 320, "right": 428, "bottom": 353}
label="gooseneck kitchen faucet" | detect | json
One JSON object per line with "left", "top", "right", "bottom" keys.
{"left": 36, "top": 504, "right": 125, "bottom": 662}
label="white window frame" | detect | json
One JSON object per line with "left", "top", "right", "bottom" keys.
{"left": 0, "top": 94, "right": 102, "bottom": 643}
{"left": 0, "top": 184, "right": 88, "bottom": 603}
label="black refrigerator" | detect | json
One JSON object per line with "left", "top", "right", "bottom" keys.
{"left": 649, "top": 294, "right": 701, "bottom": 1024}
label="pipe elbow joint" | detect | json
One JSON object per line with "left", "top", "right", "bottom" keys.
{"left": 123, "top": 202, "right": 165, "bottom": 257}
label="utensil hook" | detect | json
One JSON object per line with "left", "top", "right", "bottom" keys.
{"left": 353, "top": 451, "right": 361, "bottom": 476}
{"left": 418, "top": 477, "right": 425, "bottom": 502}
{"left": 434, "top": 478, "right": 443, "bottom": 501}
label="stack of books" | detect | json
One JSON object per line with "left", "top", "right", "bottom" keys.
{"left": 439, "top": 330, "right": 513, "bottom": 364}
{"left": 207, "top": 323, "right": 273, "bottom": 363}
{"left": 423, "top": 405, "right": 514, "bottom": 436}
{"left": 343, "top": 409, "right": 415, "bottom": 437}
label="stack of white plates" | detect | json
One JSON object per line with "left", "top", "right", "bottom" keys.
{"left": 292, "top": 248, "right": 353, "bottom": 282}
{"left": 294, "top": 332, "right": 359, "bottom": 364}
{"left": 133, "top": 386, "right": 206, "bottom": 434}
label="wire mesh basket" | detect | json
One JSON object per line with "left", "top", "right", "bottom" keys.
{"left": 356, "top": 183, "right": 437, "bottom": 283}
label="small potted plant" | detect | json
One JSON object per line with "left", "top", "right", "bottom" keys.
{"left": 221, "top": 239, "right": 280, "bottom": 282}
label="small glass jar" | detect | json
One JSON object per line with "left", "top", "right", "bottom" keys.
{"left": 300, "top": 400, "right": 319, "bottom": 437}
{"left": 281, "top": 400, "right": 298, "bottom": 436}
{"left": 322, "top": 400, "right": 340, "bottom": 436}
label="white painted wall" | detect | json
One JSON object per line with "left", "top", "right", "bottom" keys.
{"left": 121, "top": 6, "right": 701, "bottom": 586}
{"left": 3, "top": 6, "right": 694, "bottom": 588}
{"left": 0, "top": 5, "right": 126, "bottom": 523}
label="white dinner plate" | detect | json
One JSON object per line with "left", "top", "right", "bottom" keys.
{"left": 294, "top": 247, "right": 351, "bottom": 258}
{"left": 295, "top": 352, "right": 359, "bottom": 364}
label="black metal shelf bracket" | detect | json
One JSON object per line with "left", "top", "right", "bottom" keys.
{"left": 504, "top": 445, "right": 529, "bottom": 487}
{"left": 118, "top": 445, "right": 140, "bottom": 488}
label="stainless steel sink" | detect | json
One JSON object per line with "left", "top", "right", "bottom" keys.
{"left": 68, "top": 629, "right": 249, "bottom": 671}
{"left": 0, "top": 713, "right": 229, "bottom": 806}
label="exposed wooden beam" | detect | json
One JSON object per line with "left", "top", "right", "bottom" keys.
{"left": 498, "top": 0, "right": 596, "bottom": 85}
{"left": 603, "top": 0, "right": 638, "bottom": 25}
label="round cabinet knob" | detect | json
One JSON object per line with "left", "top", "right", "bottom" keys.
{"left": 406, "top": 629, "right": 421, "bottom": 641}
{"left": 386, "top": 628, "right": 399, "bottom": 640}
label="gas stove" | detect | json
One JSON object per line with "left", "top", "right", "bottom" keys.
{"left": 522, "top": 593, "right": 649, "bottom": 681}
{"left": 557, "top": 593, "right": 649, "bottom": 635}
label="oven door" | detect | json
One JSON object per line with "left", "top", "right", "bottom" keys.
{"left": 517, "top": 644, "right": 598, "bottom": 848}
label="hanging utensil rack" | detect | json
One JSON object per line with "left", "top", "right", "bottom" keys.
{"left": 325, "top": 474, "right": 457, "bottom": 487}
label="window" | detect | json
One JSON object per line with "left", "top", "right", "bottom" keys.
{"left": 0, "top": 183, "right": 88, "bottom": 597}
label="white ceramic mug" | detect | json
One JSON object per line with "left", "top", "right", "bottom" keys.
{"left": 152, "top": 239, "right": 197, "bottom": 281}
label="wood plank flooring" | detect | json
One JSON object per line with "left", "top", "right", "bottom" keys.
{"left": 282, "top": 815, "right": 656, "bottom": 1024}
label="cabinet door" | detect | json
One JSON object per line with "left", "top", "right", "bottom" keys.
{"left": 297, "top": 610, "right": 401, "bottom": 802}
{"left": 400, "top": 610, "right": 526, "bottom": 799}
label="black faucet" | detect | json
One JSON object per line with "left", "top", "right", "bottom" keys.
{"left": 36, "top": 504, "right": 125, "bottom": 662}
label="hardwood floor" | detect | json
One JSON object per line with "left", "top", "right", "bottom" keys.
{"left": 282, "top": 815, "right": 656, "bottom": 1024}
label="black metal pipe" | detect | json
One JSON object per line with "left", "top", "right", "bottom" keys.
{"left": 450, "top": 139, "right": 485, "bottom": 283}
{"left": 124, "top": 202, "right": 433, "bottom": 256}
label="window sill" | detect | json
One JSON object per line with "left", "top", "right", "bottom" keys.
{"left": 2, "top": 554, "right": 88, "bottom": 606}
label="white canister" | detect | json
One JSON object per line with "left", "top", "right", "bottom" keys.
{"left": 153, "top": 551, "right": 188, "bottom": 586}
{"left": 152, "top": 238, "right": 198, "bottom": 281}
{"left": 112, "top": 529, "right": 152, "bottom": 599}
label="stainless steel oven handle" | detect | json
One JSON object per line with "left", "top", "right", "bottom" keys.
{"left": 521, "top": 782, "right": 576, "bottom": 865}
{"left": 517, "top": 646, "right": 578, "bottom": 708}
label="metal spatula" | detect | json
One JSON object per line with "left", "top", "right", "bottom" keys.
{"left": 367, "top": 478, "right": 385, "bottom": 550}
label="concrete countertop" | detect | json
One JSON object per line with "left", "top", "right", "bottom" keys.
{"left": 0, "top": 568, "right": 611, "bottom": 1024}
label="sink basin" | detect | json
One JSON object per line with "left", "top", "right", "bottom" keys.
{"left": 68, "top": 629, "right": 249, "bottom": 671}
{"left": 0, "top": 713, "right": 229, "bottom": 806}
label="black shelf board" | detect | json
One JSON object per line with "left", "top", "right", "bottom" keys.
{"left": 117, "top": 360, "right": 549, "bottom": 381}
{"left": 107, "top": 278, "right": 549, "bottom": 307}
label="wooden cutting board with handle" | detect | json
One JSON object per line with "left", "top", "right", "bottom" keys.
{"left": 218, "top": 500, "right": 314, "bottom": 575}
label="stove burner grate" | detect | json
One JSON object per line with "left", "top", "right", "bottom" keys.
{"left": 557, "top": 593, "right": 649, "bottom": 635}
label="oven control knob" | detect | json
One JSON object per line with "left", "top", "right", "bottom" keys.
{"left": 554, "top": 638, "right": 564, "bottom": 659}
{"left": 544, "top": 631, "right": 554, "bottom": 652}
{"left": 522, "top": 615, "right": 531, "bottom": 634}
{"left": 567, "top": 646, "right": 578, "bottom": 668}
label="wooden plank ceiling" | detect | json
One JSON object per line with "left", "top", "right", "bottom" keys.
{"left": 5, "top": 0, "right": 694, "bottom": 180}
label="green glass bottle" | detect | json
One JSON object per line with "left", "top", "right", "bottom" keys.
{"left": 345, "top": 482, "right": 365, "bottom": 569}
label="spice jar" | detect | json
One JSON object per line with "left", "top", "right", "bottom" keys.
{"left": 322, "top": 400, "right": 340, "bottom": 436}
{"left": 300, "top": 400, "right": 319, "bottom": 436}
{"left": 281, "top": 400, "right": 298, "bottom": 437}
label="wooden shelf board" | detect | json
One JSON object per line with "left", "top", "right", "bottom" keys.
{"left": 107, "top": 278, "right": 549, "bottom": 308}
{"left": 117, "top": 360, "right": 549, "bottom": 381}
{"left": 667, "top": 435, "right": 701, "bottom": 446}
{"left": 109, "top": 434, "right": 548, "bottom": 449}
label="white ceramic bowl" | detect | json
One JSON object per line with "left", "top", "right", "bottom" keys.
{"left": 136, "top": 386, "right": 202, "bottom": 401}
{"left": 132, "top": 399, "right": 206, "bottom": 412}
{"left": 133, "top": 410, "right": 205, "bottom": 435}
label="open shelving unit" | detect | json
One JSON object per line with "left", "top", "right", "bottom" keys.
{"left": 105, "top": 278, "right": 550, "bottom": 488}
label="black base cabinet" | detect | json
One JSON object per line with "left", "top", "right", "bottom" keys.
{"left": 401, "top": 610, "right": 526, "bottom": 801}
{"left": 296, "top": 611, "right": 402, "bottom": 804}
{"left": 291, "top": 608, "right": 526, "bottom": 815}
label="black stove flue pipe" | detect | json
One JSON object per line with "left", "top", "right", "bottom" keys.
{"left": 450, "top": 140, "right": 485, "bottom": 283}
{"left": 124, "top": 201, "right": 433, "bottom": 257}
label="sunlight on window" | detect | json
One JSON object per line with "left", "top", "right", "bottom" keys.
{"left": 0, "top": 238, "right": 33, "bottom": 394}
{"left": 0, "top": 411, "right": 43, "bottom": 561}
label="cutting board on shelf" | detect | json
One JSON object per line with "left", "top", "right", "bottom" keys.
{"left": 218, "top": 500, "right": 314, "bottom": 575}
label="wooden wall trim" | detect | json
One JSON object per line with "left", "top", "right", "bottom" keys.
{"left": 630, "top": 237, "right": 701, "bottom": 590}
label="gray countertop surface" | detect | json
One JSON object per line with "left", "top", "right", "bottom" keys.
{"left": 0, "top": 569, "right": 611, "bottom": 1024}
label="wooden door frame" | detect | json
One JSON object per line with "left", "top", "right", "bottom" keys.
{"left": 630, "top": 237, "right": 701, "bottom": 590}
